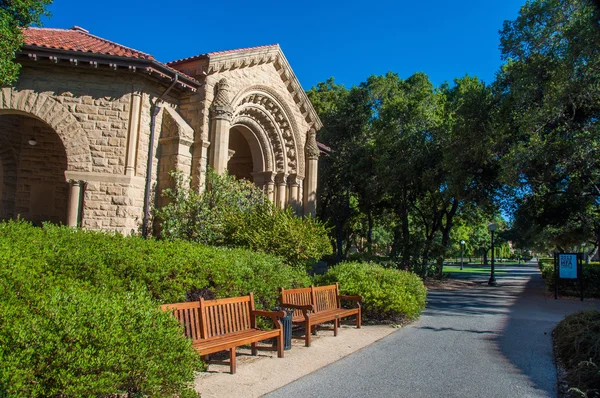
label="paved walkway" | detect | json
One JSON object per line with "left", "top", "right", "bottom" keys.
{"left": 267, "top": 262, "right": 600, "bottom": 398}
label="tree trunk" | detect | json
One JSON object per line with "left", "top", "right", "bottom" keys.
{"left": 335, "top": 221, "right": 344, "bottom": 263}
{"left": 366, "top": 211, "right": 374, "bottom": 254}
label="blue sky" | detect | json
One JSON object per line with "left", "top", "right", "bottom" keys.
{"left": 41, "top": 0, "right": 525, "bottom": 90}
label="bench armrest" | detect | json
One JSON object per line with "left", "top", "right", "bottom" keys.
{"left": 339, "top": 295, "right": 362, "bottom": 308}
{"left": 339, "top": 295, "right": 363, "bottom": 302}
{"left": 251, "top": 310, "right": 285, "bottom": 329}
{"left": 280, "top": 303, "right": 315, "bottom": 312}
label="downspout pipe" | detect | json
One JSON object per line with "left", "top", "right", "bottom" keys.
{"left": 142, "top": 74, "right": 179, "bottom": 238}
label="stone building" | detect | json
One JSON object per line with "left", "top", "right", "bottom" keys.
{"left": 0, "top": 26, "right": 323, "bottom": 234}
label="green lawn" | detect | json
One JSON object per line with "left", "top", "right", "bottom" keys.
{"left": 443, "top": 266, "right": 509, "bottom": 274}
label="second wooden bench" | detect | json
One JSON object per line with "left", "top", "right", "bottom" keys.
{"left": 279, "top": 283, "right": 362, "bottom": 347}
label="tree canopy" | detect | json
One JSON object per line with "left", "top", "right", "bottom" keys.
{"left": 0, "top": 0, "right": 51, "bottom": 85}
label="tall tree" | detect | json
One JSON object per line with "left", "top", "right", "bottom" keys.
{"left": 307, "top": 78, "right": 373, "bottom": 262}
{"left": 0, "top": 0, "right": 51, "bottom": 85}
{"left": 497, "top": 0, "right": 600, "bottom": 257}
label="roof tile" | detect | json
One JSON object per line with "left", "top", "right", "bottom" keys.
{"left": 23, "top": 27, "right": 154, "bottom": 60}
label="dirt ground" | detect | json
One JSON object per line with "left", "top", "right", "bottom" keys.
{"left": 193, "top": 324, "right": 397, "bottom": 397}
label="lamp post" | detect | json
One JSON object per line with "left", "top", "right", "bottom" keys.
{"left": 488, "top": 223, "right": 498, "bottom": 286}
{"left": 460, "top": 240, "right": 465, "bottom": 270}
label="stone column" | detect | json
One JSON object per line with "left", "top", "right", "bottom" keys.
{"left": 192, "top": 140, "right": 210, "bottom": 192}
{"left": 276, "top": 173, "right": 287, "bottom": 209}
{"left": 303, "top": 129, "right": 320, "bottom": 217}
{"left": 288, "top": 174, "right": 300, "bottom": 213}
{"left": 252, "top": 171, "right": 275, "bottom": 202}
{"left": 125, "top": 91, "right": 142, "bottom": 176}
{"left": 209, "top": 78, "right": 233, "bottom": 175}
{"left": 66, "top": 179, "right": 84, "bottom": 227}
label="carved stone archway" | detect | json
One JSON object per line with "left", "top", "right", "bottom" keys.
{"left": 0, "top": 89, "right": 93, "bottom": 172}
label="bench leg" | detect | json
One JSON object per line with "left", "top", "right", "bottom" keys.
{"left": 357, "top": 309, "right": 362, "bottom": 329}
{"left": 305, "top": 322, "right": 312, "bottom": 347}
{"left": 230, "top": 348, "right": 236, "bottom": 374}
{"left": 334, "top": 318, "right": 338, "bottom": 336}
{"left": 277, "top": 331, "right": 284, "bottom": 358}
{"left": 251, "top": 342, "right": 257, "bottom": 356}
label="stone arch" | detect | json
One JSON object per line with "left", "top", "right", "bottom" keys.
{"left": 231, "top": 86, "right": 303, "bottom": 177}
{"left": 231, "top": 117, "right": 274, "bottom": 173}
{"left": 232, "top": 105, "right": 287, "bottom": 174}
{"left": 0, "top": 89, "right": 92, "bottom": 172}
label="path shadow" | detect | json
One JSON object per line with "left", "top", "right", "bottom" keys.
{"left": 430, "top": 263, "right": 600, "bottom": 395}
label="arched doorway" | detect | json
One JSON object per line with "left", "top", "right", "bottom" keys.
{"left": 0, "top": 113, "right": 68, "bottom": 225}
{"left": 227, "top": 124, "right": 268, "bottom": 183}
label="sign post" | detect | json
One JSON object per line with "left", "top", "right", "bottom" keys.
{"left": 554, "top": 252, "right": 584, "bottom": 301}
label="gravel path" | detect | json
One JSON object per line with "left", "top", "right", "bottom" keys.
{"left": 266, "top": 262, "right": 600, "bottom": 398}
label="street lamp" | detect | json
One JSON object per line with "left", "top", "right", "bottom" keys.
{"left": 488, "top": 223, "right": 498, "bottom": 286}
{"left": 460, "top": 240, "right": 466, "bottom": 270}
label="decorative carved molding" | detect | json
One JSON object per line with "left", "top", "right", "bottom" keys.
{"left": 305, "top": 129, "right": 320, "bottom": 160}
{"left": 212, "top": 78, "right": 231, "bottom": 108}
{"left": 235, "top": 106, "right": 286, "bottom": 172}
{"left": 204, "top": 46, "right": 322, "bottom": 131}
{"left": 210, "top": 106, "right": 233, "bottom": 121}
{"left": 232, "top": 90, "right": 308, "bottom": 176}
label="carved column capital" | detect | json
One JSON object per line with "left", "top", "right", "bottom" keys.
{"left": 287, "top": 174, "right": 301, "bottom": 187}
{"left": 275, "top": 172, "right": 287, "bottom": 186}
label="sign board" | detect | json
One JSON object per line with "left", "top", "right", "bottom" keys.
{"left": 558, "top": 254, "right": 578, "bottom": 279}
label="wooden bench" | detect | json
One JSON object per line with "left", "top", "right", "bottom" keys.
{"left": 161, "top": 293, "right": 284, "bottom": 374}
{"left": 279, "top": 283, "right": 362, "bottom": 347}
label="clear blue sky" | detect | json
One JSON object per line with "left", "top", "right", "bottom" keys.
{"left": 41, "top": 0, "right": 525, "bottom": 90}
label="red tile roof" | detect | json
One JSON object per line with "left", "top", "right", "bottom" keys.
{"left": 23, "top": 27, "right": 154, "bottom": 60}
{"left": 167, "top": 44, "right": 279, "bottom": 66}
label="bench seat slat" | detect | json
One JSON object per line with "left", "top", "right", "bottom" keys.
{"left": 192, "top": 329, "right": 280, "bottom": 355}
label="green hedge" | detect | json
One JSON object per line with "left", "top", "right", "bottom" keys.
{"left": 554, "top": 310, "right": 600, "bottom": 397}
{"left": 316, "top": 261, "right": 427, "bottom": 321}
{"left": 0, "top": 220, "right": 311, "bottom": 307}
{"left": 0, "top": 220, "right": 311, "bottom": 397}
{"left": 539, "top": 258, "right": 600, "bottom": 298}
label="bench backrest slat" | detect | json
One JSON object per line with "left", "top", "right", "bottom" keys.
{"left": 314, "top": 285, "right": 339, "bottom": 312}
{"left": 163, "top": 294, "right": 255, "bottom": 341}
{"left": 280, "top": 287, "right": 313, "bottom": 319}
{"left": 161, "top": 302, "right": 203, "bottom": 340}
{"left": 202, "top": 294, "right": 253, "bottom": 338}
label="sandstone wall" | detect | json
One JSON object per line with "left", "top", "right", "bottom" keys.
{"left": 1, "top": 63, "right": 186, "bottom": 234}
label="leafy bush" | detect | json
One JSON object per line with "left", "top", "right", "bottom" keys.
{"left": 0, "top": 220, "right": 310, "bottom": 307}
{"left": 156, "top": 171, "right": 332, "bottom": 268}
{"left": 316, "top": 261, "right": 427, "bottom": 321}
{"left": 554, "top": 310, "right": 600, "bottom": 397}
{"left": 539, "top": 258, "right": 600, "bottom": 298}
{"left": 0, "top": 220, "right": 312, "bottom": 396}
{"left": 0, "top": 231, "right": 201, "bottom": 397}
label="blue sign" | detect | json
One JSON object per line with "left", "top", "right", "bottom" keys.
{"left": 558, "top": 254, "right": 578, "bottom": 279}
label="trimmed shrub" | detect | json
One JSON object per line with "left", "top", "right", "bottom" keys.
{"left": 316, "top": 261, "right": 427, "bottom": 321}
{"left": 554, "top": 310, "right": 600, "bottom": 397}
{"left": 156, "top": 171, "right": 332, "bottom": 268}
{"left": 539, "top": 258, "right": 600, "bottom": 298}
{"left": 0, "top": 284, "right": 201, "bottom": 398}
{"left": 0, "top": 234, "right": 201, "bottom": 397}
{"left": 0, "top": 220, "right": 311, "bottom": 307}
{"left": 0, "top": 220, "right": 312, "bottom": 397}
